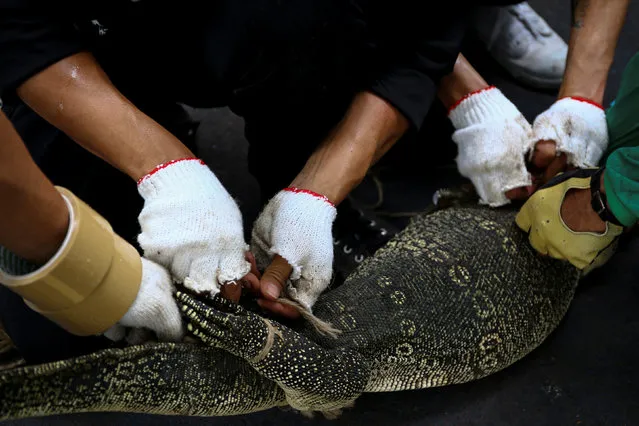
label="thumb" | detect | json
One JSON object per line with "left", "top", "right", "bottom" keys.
{"left": 530, "top": 140, "right": 558, "bottom": 169}
{"left": 260, "top": 254, "right": 293, "bottom": 301}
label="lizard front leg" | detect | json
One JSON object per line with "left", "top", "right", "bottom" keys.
{"left": 176, "top": 292, "right": 368, "bottom": 412}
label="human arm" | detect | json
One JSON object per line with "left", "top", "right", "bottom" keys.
{"left": 516, "top": 167, "right": 623, "bottom": 272}
{"left": 15, "top": 52, "right": 193, "bottom": 181}
{"left": 14, "top": 51, "right": 251, "bottom": 293}
{"left": 438, "top": 54, "right": 490, "bottom": 109}
{"left": 251, "top": 92, "right": 408, "bottom": 317}
{"left": 0, "top": 110, "right": 68, "bottom": 264}
{"left": 438, "top": 54, "right": 536, "bottom": 205}
{"left": 0, "top": 110, "right": 182, "bottom": 341}
{"left": 250, "top": 5, "right": 468, "bottom": 315}
{"left": 530, "top": 0, "right": 630, "bottom": 178}
{"left": 517, "top": 12, "right": 639, "bottom": 268}
{"left": 289, "top": 92, "right": 409, "bottom": 205}
{"left": 560, "top": 0, "right": 629, "bottom": 104}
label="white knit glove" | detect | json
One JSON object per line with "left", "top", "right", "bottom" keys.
{"left": 137, "top": 158, "right": 250, "bottom": 295}
{"left": 449, "top": 87, "right": 533, "bottom": 207}
{"left": 251, "top": 188, "right": 337, "bottom": 311}
{"left": 531, "top": 97, "right": 608, "bottom": 167}
{"left": 103, "top": 258, "right": 183, "bottom": 343}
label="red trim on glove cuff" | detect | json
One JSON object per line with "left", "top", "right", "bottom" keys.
{"left": 562, "top": 96, "right": 604, "bottom": 110}
{"left": 137, "top": 158, "right": 205, "bottom": 185}
{"left": 283, "top": 187, "right": 334, "bottom": 207}
{"left": 447, "top": 86, "right": 497, "bottom": 115}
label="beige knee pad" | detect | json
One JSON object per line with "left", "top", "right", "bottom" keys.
{"left": 0, "top": 187, "right": 142, "bottom": 336}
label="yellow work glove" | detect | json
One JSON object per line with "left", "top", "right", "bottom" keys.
{"left": 516, "top": 168, "right": 623, "bottom": 271}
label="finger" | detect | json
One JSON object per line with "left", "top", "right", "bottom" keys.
{"left": 245, "top": 251, "right": 261, "bottom": 279}
{"left": 257, "top": 298, "right": 301, "bottom": 319}
{"left": 542, "top": 154, "right": 568, "bottom": 184}
{"left": 259, "top": 255, "right": 293, "bottom": 301}
{"left": 220, "top": 280, "right": 243, "bottom": 303}
{"left": 530, "top": 140, "right": 557, "bottom": 169}
{"left": 240, "top": 272, "right": 261, "bottom": 295}
{"left": 505, "top": 185, "right": 536, "bottom": 201}
{"left": 176, "top": 291, "right": 230, "bottom": 336}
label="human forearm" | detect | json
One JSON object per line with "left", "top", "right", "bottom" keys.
{"left": 559, "top": 0, "right": 629, "bottom": 103}
{"left": 438, "top": 54, "right": 490, "bottom": 110}
{"left": 0, "top": 112, "right": 68, "bottom": 264}
{"left": 16, "top": 52, "right": 193, "bottom": 181}
{"left": 290, "top": 92, "right": 409, "bottom": 205}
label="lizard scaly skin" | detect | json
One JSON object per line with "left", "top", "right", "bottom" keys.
{"left": 0, "top": 205, "right": 580, "bottom": 420}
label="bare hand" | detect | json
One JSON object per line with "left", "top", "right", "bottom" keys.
{"left": 505, "top": 140, "right": 571, "bottom": 201}
{"left": 530, "top": 140, "right": 569, "bottom": 184}
{"left": 241, "top": 253, "right": 301, "bottom": 319}
{"left": 560, "top": 187, "right": 607, "bottom": 233}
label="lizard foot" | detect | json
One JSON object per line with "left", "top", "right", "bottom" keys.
{"left": 176, "top": 291, "right": 272, "bottom": 361}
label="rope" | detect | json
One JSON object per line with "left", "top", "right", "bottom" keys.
{"left": 252, "top": 317, "right": 284, "bottom": 364}
{"left": 276, "top": 298, "right": 342, "bottom": 339}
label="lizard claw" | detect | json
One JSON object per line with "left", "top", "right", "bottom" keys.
{"left": 176, "top": 291, "right": 270, "bottom": 360}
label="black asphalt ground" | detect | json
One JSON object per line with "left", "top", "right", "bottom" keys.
{"left": 6, "top": 0, "right": 639, "bottom": 424}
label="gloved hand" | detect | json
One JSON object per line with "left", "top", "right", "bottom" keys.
{"left": 104, "top": 258, "right": 184, "bottom": 343}
{"left": 449, "top": 86, "right": 534, "bottom": 207}
{"left": 531, "top": 97, "right": 608, "bottom": 168}
{"left": 515, "top": 168, "right": 623, "bottom": 271}
{"left": 137, "top": 158, "right": 250, "bottom": 295}
{"left": 251, "top": 188, "right": 337, "bottom": 311}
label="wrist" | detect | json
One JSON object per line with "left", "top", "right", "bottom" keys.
{"left": 448, "top": 86, "right": 521, "bottom": 129}
{"left": 129, "top": 146, "right": 196, "bottom": 182}
{"left": 557, "top": 95, "right": 604, "bottom": 110}
{"left": 0, "top": 182, "right": 69, "bottom": 265}
{"left": 137, "top": 157, "right": 228, "bottom": 200}
{"left": 291, "top": 92, "right": 406, "bottom": 205}
{"left": 137, "top": 157, "right": 203, "bottom": 186}
{"left": 438, "top": 55, "right": 491, "bottom": 110}
{"left": 293, "top": 138, "right": 372, "bottom": 206}
{"left": 558, "top": 61, "right": 609, "bottom": 106}
{"left": 289, "top": 170, "right": 361, "bottom": 206}
{"left": 282, "top": 187, "right": 335, "bottom": 208}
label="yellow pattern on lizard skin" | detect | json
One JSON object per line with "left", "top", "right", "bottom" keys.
{"left": 0, "top": 204, "right": 581, "bottom": 420}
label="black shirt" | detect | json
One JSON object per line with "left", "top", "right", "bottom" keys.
{"left": 0, "top": 0, "right": 470, "bottom": 130}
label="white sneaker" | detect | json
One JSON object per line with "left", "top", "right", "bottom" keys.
{"left": 473, "top": 2, "right": 568, "bottom": 89}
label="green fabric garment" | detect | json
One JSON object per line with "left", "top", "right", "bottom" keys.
{"left": 602, "top": 52, "right": 639, "bottom": 226}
